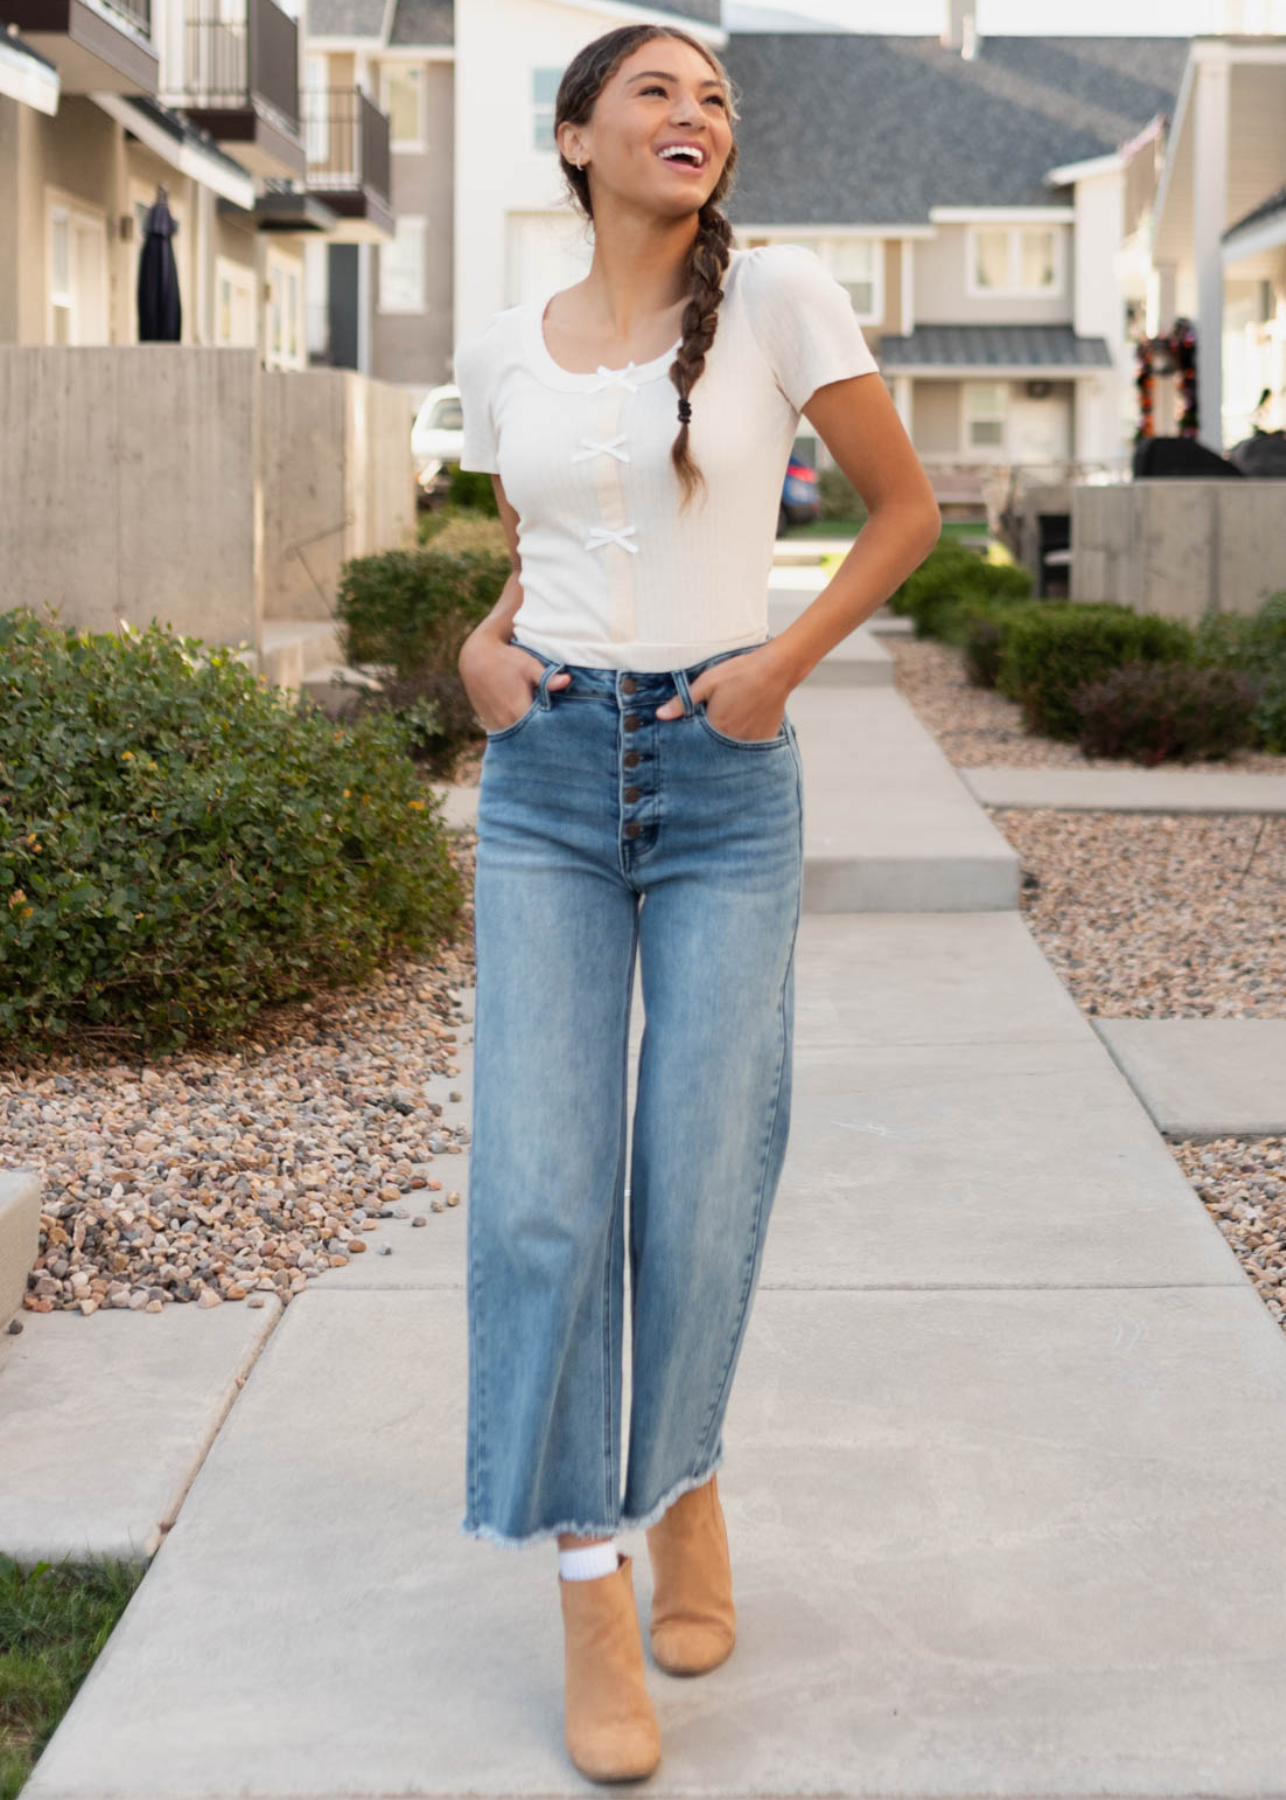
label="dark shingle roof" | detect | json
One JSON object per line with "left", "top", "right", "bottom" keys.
{"left": 306, "top": 0, "right": 389, "bottom": 37}
{"left": 307, "top": 0, "right": 717, "bottom": 42}
{"left": 877, "top": 325, "right": 1112, "bottom": 369}
{"left": 721, "top": 32, "right": 1189, "bottom": 224}
{"left": 1224, "top": 182, "right": 1286, "bottom": 241}
{"left": 388, "top": 0, "right": 453, "bottom": 47}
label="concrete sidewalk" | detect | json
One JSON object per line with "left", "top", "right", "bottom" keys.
{"left": 16, "top": 586, "right": 1286, "bottom": 1798}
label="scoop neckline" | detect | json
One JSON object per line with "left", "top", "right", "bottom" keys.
{"left": 519, "top": 252, "right": 749, "bottom": 392}
{"left": 521, "top": 294, "right": 681, "bottom": 391}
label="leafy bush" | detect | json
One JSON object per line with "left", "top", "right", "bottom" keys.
{"left": 335, "top": 543, "right": 511, "bottom": 767}
{"left": 0, "top": 610, "right": 463, "bottom": 1059}
{"left": 445, "top": 464, "right": 499, "bottom": 515}
{"left": 1192, "top": 590, "right": 1286, "bottom": 753}
{"left": 891, "top": 541, "right": 1033, "bottom": 640}
{"left": 948, "top": 599, "right": 1055, "bottom": 687}
{"left": 996, "top": 603, "right": 1195, "bottom": 741}
{"left": 1070, "top": 661, "right": 1262, "bottom": 764}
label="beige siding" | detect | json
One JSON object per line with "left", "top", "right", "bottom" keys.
{"left": 915, "top": 221, "right": 1073, "bottom": 327}
{"left": 913, "top": 380, "right": 961, "bottom": 455}
{"left": 372, "top": 58, "right": 454, "bottom": 397}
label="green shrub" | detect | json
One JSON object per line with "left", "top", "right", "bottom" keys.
{"left": 996, "top": 603, "right": 1196, "bottom": 741}
{"left": 445, "top": 463, "right": 499, "bottom": 514}
{"left": 946, "top": 599, "right": 1055, "bottom": 687}
{"left": 1071, "top": 661, "right": 1262, "bottom": 764}
{"left": 891, "top": 542, "right": 1033, "bottom": 640}
{"left": 0, "top": 610, "right": 463, "bottom": 1059}
{"left": 1193, "top": 590, "right": 1286, "bottom": 753}
{"left": 335, "top": 543, "right": 512, "bottom": 766}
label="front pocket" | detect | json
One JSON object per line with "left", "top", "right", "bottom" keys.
{"left": 484, "top": 694, "right": 541, "bottom": 742}
{"left": 695, "top": 703, "right": 790, "bottom": 751}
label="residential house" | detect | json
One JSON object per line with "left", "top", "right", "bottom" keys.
{"left": 0, "top": 0, "right": 394, "bottom": 362}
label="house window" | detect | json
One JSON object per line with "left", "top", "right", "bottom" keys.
{"left": 264, "top": 248, "right": 305, "bottom": 368}
{"left": 47, "top": 197, "right": 108, "bottom": 345}
{"left": 381, "top": 64, "right": 425, "bottom": 152}
{"left": 533, "top": 67, "right": 561, "bottom": 152}
{"left": 968, "top": 224, "right": 1062, "bottom": 297}
{"left": 215, "top": 257, "right": 256, "bottom": 347}
{"left": 793, "top": 235, "right": 882, "bottom": 323}
{"left": 964, "top": 381, "right": 1008, "bottom": 451}
{"left": 379, "top": 214, "right": 427, "bottom": 312}
{"left": 305, "top": 53, "right": 330, "bottom": 163}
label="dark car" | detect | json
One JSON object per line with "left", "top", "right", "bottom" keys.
{"left": 778, "top": 439, "right": 821, "bottom": 536}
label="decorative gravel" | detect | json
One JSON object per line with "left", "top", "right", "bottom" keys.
{"left": 887, "top": 628, "right": 1286, "bottom": 1335}
{"left": 5, "top": 831, "right": 480, "bottom": 1319}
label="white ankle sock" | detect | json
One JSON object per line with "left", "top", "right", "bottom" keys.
{"left": 559, "top": 1539, "right": 618, "bottom": 1581}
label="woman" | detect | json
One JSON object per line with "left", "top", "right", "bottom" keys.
{"left": 452, "top": 22, "right": 940, "bottom": 1785}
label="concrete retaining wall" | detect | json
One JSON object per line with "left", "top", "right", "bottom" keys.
{"left": 261, "top": 369, "right": 417, "bottom": 624}
{"left": 1072, "top": 480, "right": 1286, "bottom": 621}
{"left": 0, "top": 349, "right": 417, "bottom": 648}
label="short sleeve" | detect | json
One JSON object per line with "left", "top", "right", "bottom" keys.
{"left": 741, "top": 243, "right": 880, "bottom": 412}
{"left": 452, "top": 325, "right": 500, "bottom": 474}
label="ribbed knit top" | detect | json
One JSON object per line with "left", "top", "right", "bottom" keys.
{"left": 452, "top": 243, "right": 880, "bottom": 672}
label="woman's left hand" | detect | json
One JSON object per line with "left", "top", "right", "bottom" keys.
{"left": 654, "top": 645, "right": 793, "bottom": 741}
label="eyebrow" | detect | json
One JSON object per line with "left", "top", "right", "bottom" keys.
{"left": 626, "top": 69, "right": 725, "bottom": 88}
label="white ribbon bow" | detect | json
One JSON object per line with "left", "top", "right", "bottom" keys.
{"left": 584, "top": 524, "right": 640, "bottom": 555}
{"left": 572, "top": 435, "right": 632, "bottom": 464}
{"left": 589, "top": 362, "right": 641, "bottom": 393}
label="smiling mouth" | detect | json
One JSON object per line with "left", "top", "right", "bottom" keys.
{"left": 655, "top": 146, "right": 707, "bottom": 171}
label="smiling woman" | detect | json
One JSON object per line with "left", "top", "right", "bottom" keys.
{"left": 449, "top": 20, "right": 939, "bottom": 1784}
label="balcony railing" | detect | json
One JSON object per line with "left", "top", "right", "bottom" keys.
{"left": 300, "top": 87, "right": 389, "bottom": 202}
{"left": 165, "top": 0, "right": 298, "bottom": 134}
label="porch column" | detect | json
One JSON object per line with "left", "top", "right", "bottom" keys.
{"left": 1192, "top": 53, "right": 1229, "bottom": 452}
{"left": 893, "top": 374, "right": 913, "bottom": 435}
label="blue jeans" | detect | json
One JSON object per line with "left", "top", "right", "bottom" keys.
{"left": 462, "top": 637, "right": 804, "bottom": 1548}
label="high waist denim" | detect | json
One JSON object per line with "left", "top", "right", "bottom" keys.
{"left": 462, "top": 637, "right": 804, "bottom": 1548}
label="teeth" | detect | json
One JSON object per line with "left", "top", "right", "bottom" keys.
{"left": 659, "top": 145, "right": 703, "bottom": 165}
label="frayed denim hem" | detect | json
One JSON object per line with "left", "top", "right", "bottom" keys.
{"left": 619, "top": 1444, "right": 725, "bottom": 1533}
{"left": 458, "top": 1515, "right": 623, "bottom": 1552}
{"left": 458, "top": 1446, "right": 725, "bottom": 1550}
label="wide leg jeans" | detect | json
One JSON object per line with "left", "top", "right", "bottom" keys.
{"left": 462, "top": 639, "right": 805, "bottom": 1548}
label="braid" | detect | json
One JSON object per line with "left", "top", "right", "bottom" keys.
{"left": 668, "top": 204, "right": 733, "bottom": 513}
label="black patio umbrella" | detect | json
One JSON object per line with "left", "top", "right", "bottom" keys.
{"left": 137, "top": 183, "right": 182, "bottom": 342}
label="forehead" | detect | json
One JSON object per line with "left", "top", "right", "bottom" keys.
{"left": 614, "top": 46, "right": 726, "bottom": 89}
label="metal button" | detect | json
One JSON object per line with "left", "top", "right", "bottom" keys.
{"left": 621, "top": 676, "right": 637, "bottom": 695}
{"left": 623, "top": 714, "right": 640, "bottom": 732}
{"left": 623, "top": 786, "right": 641, "bottom": 802}
{"left": 623, "top": 750, "right": 640, "bottom": 768}
{"left": 623, "top": 820, "right": 642, "bottom": 838}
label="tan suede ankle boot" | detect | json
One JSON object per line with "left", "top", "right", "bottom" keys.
{"left": 558, "top": 1550, "right": 662, "bottom": 1783}
{"left": 644, "top": 1473, "right": 736, "bottom": 1675}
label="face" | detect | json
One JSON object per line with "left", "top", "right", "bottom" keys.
{"left": 561, "top": 37, "right": 733, "bottom": 217}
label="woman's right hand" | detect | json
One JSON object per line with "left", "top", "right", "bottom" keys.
{"left": 459, "top": 631, "right": 570, "bottom": 735}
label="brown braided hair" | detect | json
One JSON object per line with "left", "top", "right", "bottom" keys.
{"left": 553, "top": 26, "right": 741, "bottom": 513}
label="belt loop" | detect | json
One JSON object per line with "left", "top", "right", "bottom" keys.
{"left": 671, "top": 665, "right": 695, "bottom": 719}
{"left": 536, "top": 660, "right": 567, "bottom": 709}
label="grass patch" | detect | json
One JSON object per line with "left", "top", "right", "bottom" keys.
{"left": 0, "top": 1552, "right": 144, "bottom": 1799}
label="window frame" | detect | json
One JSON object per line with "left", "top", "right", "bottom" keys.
{"left": 962, "top": 379, "right": 1010, "bottom": 455}
{"left": 965, "top": 223, "right": 1064, "bottom": 299}
{"left": 532, "top": 66, "right": 561, "bottom": 154}
{"left": 380, "top": 61, "right": 426, "bottom": 154}
{"left": 378, "top": 213, "right": 428, "bottom": 315}
{"left": 792, "top": 233, "right": 883, "bottom": 325}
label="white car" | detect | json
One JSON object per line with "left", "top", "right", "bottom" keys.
{"left": 411, "top": 383, "right": 465, "bottom": 500}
